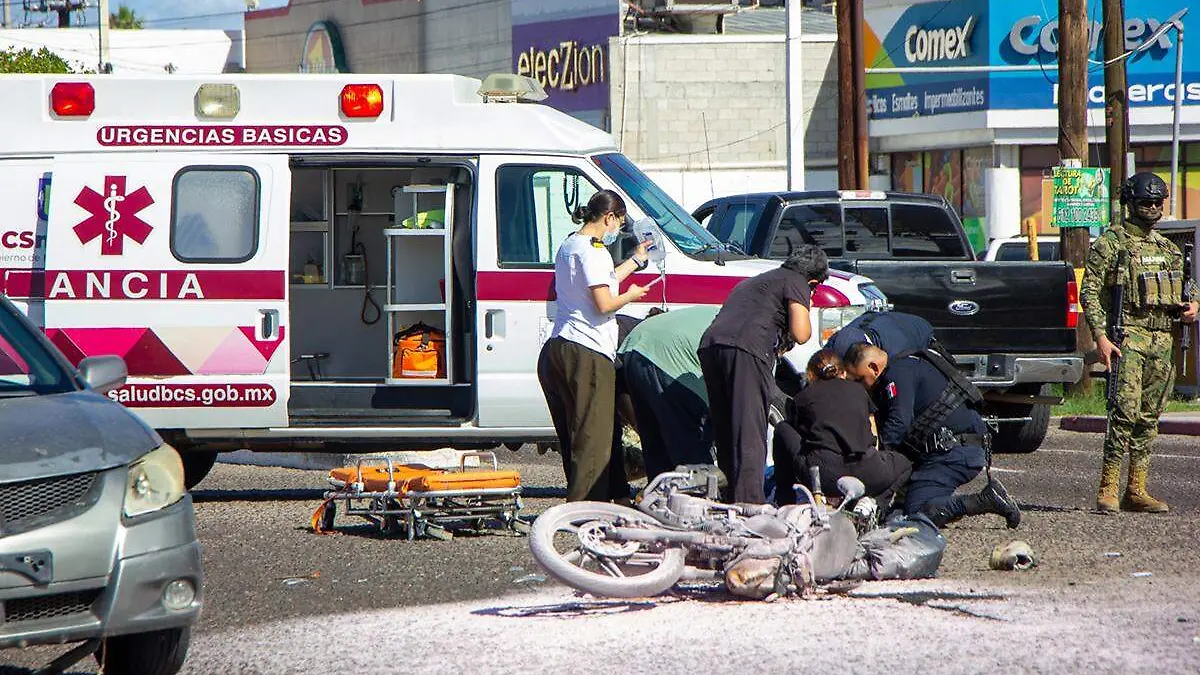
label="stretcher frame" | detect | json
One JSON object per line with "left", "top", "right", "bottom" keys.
{"left": 312, "top": 451, "right": 530, "bottom": 540}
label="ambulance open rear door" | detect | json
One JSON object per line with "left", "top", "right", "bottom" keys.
{"left": 39, "top": 153, "right": 292, "bottom": 431}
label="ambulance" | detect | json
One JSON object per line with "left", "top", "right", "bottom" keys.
{"left": 0, "top": 73, "right": 887, "bottom": 485}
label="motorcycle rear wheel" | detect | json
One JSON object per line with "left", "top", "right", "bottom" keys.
{"left": 530, "top": 502, "right": 686, "bottom": 598}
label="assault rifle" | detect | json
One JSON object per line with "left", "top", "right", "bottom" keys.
{"left": 1106, "top": 250, "right": 1128, "bottom": 410}
{"left": 1182, "top": 242, "right": 1196, "bottom": 377}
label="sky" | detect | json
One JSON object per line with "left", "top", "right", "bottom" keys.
{"left": 42, "top": 0, "right": 290, "bottom": 32}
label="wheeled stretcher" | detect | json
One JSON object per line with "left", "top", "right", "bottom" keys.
{"left": 310, "top": 452, "right": 529, "bottom": 540}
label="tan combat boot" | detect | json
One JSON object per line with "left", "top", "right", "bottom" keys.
{"left": 1119, "top": 459, "right": 1169, "bottom": 513}
{"left": 1095, "top": 461, "right": 1121, "bottom": 513}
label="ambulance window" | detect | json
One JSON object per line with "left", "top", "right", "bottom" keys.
{"left": 496, "top": 165, "right": 599, "bottom": 267}
{"left": 171, "top": 167, "right": 259, "bottom": 263}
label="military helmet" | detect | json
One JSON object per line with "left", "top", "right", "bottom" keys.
{"left": 1119, "top": 172, "right": 1169, "bottom": 205}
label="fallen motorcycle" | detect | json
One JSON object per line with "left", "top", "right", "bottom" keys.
{"left": 529, "top": 466, "right": 869, "bottom": 599}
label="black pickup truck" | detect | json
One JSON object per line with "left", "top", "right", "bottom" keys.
{"left": 694, "top": 190, "right": 1084, "bottom": 454}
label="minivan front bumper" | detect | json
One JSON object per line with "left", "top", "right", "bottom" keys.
{"left": 0, "top": 490, "right": 203, "bottom": 649}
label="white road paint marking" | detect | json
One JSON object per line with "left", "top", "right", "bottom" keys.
{"left": 1039, "top": 447, "right": 1200, "bottom": 461}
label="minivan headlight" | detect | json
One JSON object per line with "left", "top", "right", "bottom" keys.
{"left": 124, "top": 444, "right": 186, "bottom": 518}
{"left": 819, "top": 306, "right": 867, "bottom": 344}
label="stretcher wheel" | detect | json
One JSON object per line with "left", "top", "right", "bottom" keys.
{"left": 382, "top": 499, "right": 405, "bottom": 535}
{"left": 319, "top": 501, "right": 337, "bottom": 532}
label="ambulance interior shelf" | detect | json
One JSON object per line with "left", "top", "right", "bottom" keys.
{"left": 385, "top": 184, "right": 454, "bottom": 385}
{"left": 287, "top": 167, "right": 456, "bottom": 387}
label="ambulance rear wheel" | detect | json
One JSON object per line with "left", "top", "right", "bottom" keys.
{"left": 182, "top": 450, "right": 219, "bottom": 490}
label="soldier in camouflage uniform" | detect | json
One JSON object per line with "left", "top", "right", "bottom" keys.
{"left": 1081, "top": 172, "right": 1199, "bottom": 513}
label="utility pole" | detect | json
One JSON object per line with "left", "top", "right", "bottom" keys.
{"left": 1102, "top": 0, "right": 1128, "bottom": 226}
{"left": 852, "top": 0, "right": 869, "bottom": 190}
{"left": 3, "top": 0, "right": 10, "bottom": 29}
{"left": 836, "top": 0, "right": 857, "bottom": 189}
{"left": 1059, "top": 0, "right": 1094, "bottom": 390}
{"left": 785, "top": 0, "right": 806, "bottom": 191}
{"left": 98, "top": 0, "right": 111, "bottom": 73}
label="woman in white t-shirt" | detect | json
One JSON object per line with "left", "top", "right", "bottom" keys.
{"left": 537, "top": 190, "right": 651, "bottom": 502}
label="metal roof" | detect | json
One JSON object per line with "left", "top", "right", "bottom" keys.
{"left": 723, "top": 7, "right": 838, "bottom": 36}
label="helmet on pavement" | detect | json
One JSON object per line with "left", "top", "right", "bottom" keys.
{"left": 1119, "top": 172, "right": 1169, "bottom": 205}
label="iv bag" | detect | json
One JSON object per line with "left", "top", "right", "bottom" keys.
{"left": 631, "top": 217, "right": 667, "bottom": 268}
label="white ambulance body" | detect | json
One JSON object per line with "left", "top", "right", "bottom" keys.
{"left": 0, "top": 73, "right": 886, "bottom": 474}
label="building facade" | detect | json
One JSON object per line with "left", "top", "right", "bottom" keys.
{"left": 242, "top": 0, "right": 841, "bottom": 210}
{"left": 865, "top": 0, "right": 1200, "bottom": 251}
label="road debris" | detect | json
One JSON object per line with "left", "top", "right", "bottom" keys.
{"left": 989, "top": 541, "right": 1036, "bottom": 571}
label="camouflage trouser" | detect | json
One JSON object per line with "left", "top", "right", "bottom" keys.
{"left": 1104, "top": 328, "right": 1175, "bottom": 466}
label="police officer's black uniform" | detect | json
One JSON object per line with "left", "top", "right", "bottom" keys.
{"left": 873, "top": 351, "right": 1021, "bottom": 528}
{"left": 826, "top": 311, "right": 941, "bottom": 361}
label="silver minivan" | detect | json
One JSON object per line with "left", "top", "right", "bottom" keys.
{"left": 0, "top": 295, "right": 202, "bottom": 675}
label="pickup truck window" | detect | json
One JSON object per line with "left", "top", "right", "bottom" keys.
{"left": 724, "top": 203, "right": 760, "bottom": 253}
{"left": 773, "top": 204, "right": 842, "bottom": 258}
{"left": 495, "top": 165, "right": 599, "bottom": 266}
{"left": 844, "top": 206, "right": 889, "bottom": 257}
{"left": 996, "top": 241, "right": 1060, "bottom": 261}
{"left": 890, "top": 202, "right": 967, "bottom": 258}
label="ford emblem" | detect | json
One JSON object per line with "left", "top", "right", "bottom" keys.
{"left": 949, "top": 300, "right": 980, "bottom": 316}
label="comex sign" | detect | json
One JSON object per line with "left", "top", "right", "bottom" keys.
{"left": 905, "top": 16, "right": 977, "bottom": 63}
{"left": 1006, "top": 9, "right": 1186, "bottom": 56}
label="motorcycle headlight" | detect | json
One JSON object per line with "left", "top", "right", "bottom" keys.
{"left": 124, "top": 444, "right": 186, "bottom": 518}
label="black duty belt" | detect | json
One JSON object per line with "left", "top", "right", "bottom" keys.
{"left": 927, "top": 427, "right": 990, "bottom": 455}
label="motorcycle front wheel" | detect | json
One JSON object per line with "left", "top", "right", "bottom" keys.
{"left": 530, "top": 502, "right": 686, "bottom": 598}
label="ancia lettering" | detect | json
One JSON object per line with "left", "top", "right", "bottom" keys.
{"left": 516, "top": 41, "right": 606, "bottom": 92}
{"left": 47, "top": 271, "right": 205, "bottom": 300}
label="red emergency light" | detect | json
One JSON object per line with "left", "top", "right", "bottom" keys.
{"left": 50, "top": 82, "right": 95, "bottom": 117}
{"left": 340, "top": 84, "right": 383, "bottom": 118}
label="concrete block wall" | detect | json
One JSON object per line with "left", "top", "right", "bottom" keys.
{"left": 611, "top": 35, "right": 839, "bottom": 172}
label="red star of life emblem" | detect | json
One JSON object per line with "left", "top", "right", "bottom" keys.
{"left": 73, "top": 176, "right": 154, "bottom": 256}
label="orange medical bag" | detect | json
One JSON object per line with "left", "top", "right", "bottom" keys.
{"left": 392, "top": 323, "right": 446, "bottom": 379}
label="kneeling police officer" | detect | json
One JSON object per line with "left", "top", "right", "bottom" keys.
{"left": 843, "top": 343, "right": 1021, "bottom": 529}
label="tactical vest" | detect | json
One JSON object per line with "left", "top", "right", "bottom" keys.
{"left": 893, "top": 348, "right": 984, "bottom": 456}
{"left": 1106, "top": 227, "right": 1185, "bottom": 331}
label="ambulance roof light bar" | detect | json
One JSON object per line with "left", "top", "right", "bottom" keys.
{"left": 50, "top": 82, "right": 95, "bottom": 118}
{"left": 477, "top": 73, "right": 548, "bottom": 103}
{"left": 340, "top": 84, "right": 384, "bottom": 118}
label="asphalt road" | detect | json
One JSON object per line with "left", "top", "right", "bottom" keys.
{"left": 6, "top": 427, "right": 1200, "bottom": 674}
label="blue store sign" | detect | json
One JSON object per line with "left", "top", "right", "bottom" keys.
{"left": 865, "top": 0, "right": 1197, "bottom": 119}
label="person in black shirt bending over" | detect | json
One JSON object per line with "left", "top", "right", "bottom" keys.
{"left": 772, "top": 349, "right": 912, "bottom": 506}
{"left": 699, "top": 245, "right": 829, "bottom": 504}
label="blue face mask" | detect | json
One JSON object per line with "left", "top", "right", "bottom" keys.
{"left": 601, "top": 229, "right": 620, "bottom": 246}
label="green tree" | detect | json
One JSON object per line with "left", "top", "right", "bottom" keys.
{"left": 110, "top": 4, "right": 144, "bottom": 29}
{"left": 0, "top": 46, "right": 84, "bottom": 73}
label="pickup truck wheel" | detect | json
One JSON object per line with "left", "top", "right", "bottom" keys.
{"left": 181, "top": 450, "right": 219, "bottom": 490}
{"left": 97, "top": 626, "right": 190, "bottom": 675}
{"left": 991, "top": 403, "right": 1051, "bottom": 454}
